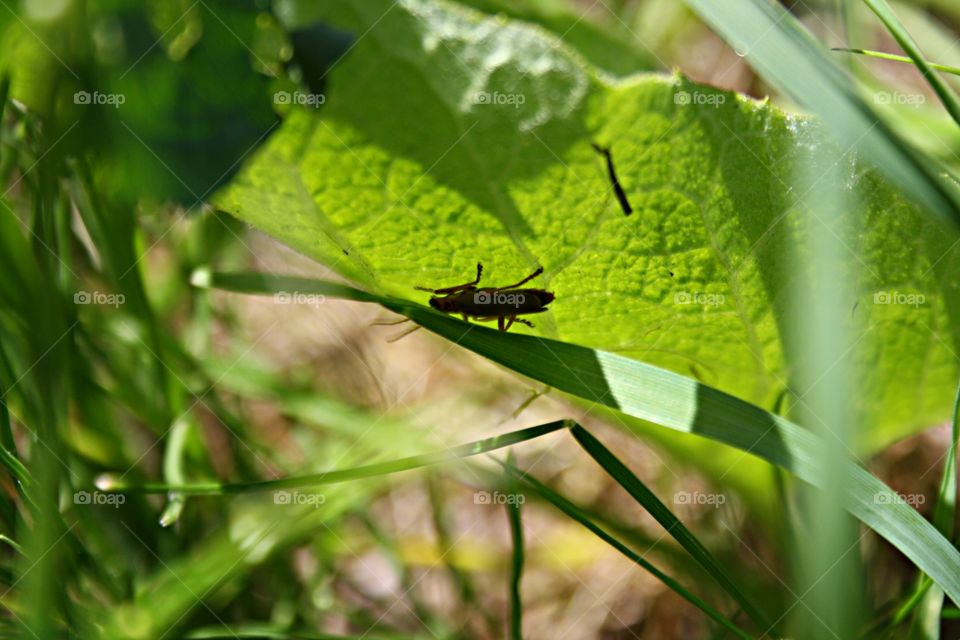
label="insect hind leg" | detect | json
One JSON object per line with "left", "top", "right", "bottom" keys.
{"left": 414, "top": 263, "right": 483, "bottom": 294}
{"left": 494, "top": 266, "right": 544, "bottom": 291}
{"left": 387, "top": 325, "right": 422, "bottom": 343}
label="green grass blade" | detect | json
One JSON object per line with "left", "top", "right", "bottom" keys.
{"left": 932, "top": 377, "right": 959, "bottom": 543}
{"left": 505, "top": 453, "right": 524, "bottom": 640}
{"left": 196, "top": 271, "right": 960, "bottom": 609}
{"left": 569, "top": 424, "right": 773, "bottom": 633}
{"left": 832, "top": 48, "right": 960, "bottom": 76}
{"left": 684, "top": 0, "right": 960, "bottom": 227}
{"left": 158, "top": 417, "right": 191, "bottom": 527}
{"left": 499, "top": 458, "right": 753, "bottom": 640}
{"left": 887, "top": 376, "right": 960, "bottom": 633}
{"left": 0, "top": 348, "right": 29, "bottom": 488}
{"left": 0, "top": 534, "right": 23, "bottom": 555}
{"left": 862, "top": 0, "right": 960, "bottom": 128}
{"left": 97, "top": 420, "right": 570, "bottom": 494}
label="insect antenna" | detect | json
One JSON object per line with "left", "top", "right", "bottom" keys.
{"left": 591, "top": 142, "right": 633, "bottom": 216}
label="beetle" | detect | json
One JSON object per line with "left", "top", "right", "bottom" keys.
{"left": 415, "top": 263, "right": 554, "bottom": 331}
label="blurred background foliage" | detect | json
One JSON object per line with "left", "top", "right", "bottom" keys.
{"left": 1, "top": 0, "right": 960, "bottom": 638}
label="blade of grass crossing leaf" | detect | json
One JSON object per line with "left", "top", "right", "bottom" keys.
{"left": 505, "top": 452, "right": 523, "bottom": 640}
{"left": 196, "top": 272, "right": 960, "bottom": 609}
{"left": 569, "top": 424, "right": 774, "bottom": 634}
{"left": 98, "top": 420, "right": 571, "bottom": 493}
{"left": 499, "top": 459, "right": 753, "bottom": 640}
{"left": 684, "top": 0, "right": 960, "bottom": 227}
{"left": 862, "top": 0, "right": 960, "bottom": 127}
{"left": 832, "top": 48, "right": 960, "bottom": 76}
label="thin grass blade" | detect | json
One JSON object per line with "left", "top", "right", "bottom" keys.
{"left": 862, "top": 0, "right": 960, "bottom": 127}
{"left": 97, "top": 420, "right": 570, "bottom": 494}
{"left": 832, "top": 48, "right": 960, "bottom": 76}
{"left": 505, "top": 452, "right": 524, "bottom": 640}
{"left": 499, "top": 458, "right": 753, "bottom": 640}
{"left": 570, "top": 424, "right": 773, "bottom": 633}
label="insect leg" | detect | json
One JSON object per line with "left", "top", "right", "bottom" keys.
{"left": 414, "top": 263, "right": 483, "bottom": 294}
{"left": 498, "top": 316, "right": 506, "bottom": 331}
{"left": 387, "top": 325, "right": 422, "bottom": 343}
{"left": 371, "top": 317, "right": 410, "bottom": 326}
{"left": 494, "top": 266, "right": 544, "bottom": 291}
{"left": 514, "top": 317, "right": 534, "bottom": 328}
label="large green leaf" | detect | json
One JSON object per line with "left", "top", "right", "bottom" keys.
{"left": 214, "top": 0, "right": 960, "bottom": 450}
